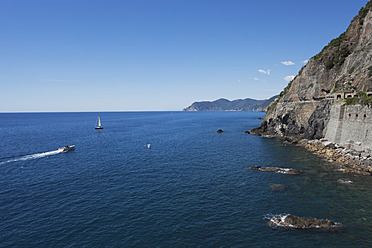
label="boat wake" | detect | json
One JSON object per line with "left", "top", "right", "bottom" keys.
{"left": 0, "top": 149, "right": 65, "bottom": 165}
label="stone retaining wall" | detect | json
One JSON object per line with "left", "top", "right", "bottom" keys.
{"left": 325, "top": 103, "right": 372, "bottom": 152}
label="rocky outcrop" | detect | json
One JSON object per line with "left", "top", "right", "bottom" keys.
{"left": 248, "top": 166, "right": 302, "bottom": 175}
{"left": 305, "top": 100, "right": 332, "bottom": 139}
{"left": 253, "top": 1, "right": 372, "bottom": 139}
{"left": 268, "top": 215, "right": 341, "bottom": 229}
{"left": 216, "top": 129, "right": 224, "bottom": 133}
{"left": 298, "top": 139, "right": 372, "bottom": 175}
{"left": 251, "top": 101, "right": 320, "bottom": 138}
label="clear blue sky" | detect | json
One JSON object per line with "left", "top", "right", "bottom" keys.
{"left": 0, "top": 0, "right": 369, "bottom": 112}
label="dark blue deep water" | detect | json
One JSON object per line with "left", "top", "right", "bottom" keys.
{"left": 0, "top": 112, "right": 371, "bottom": 247}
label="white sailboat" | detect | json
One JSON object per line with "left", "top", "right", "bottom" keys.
{"left": 95, "top": 115, "right": 103, "bottom": 129}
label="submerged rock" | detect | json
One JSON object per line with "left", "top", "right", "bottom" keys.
{"left": 216, "top": 129, "right": 224, "bottom": 133}
{"left": 248, "top": 166, "right": 302, "bottom": 175}
{"left": 269, "top": 184, "right": 285, "bottom": 191}
{"left": 268, "top": 215, "right": 341, "bottom": 229}
{"left": 337, "top": 179, "right": 353, "bottom": 184}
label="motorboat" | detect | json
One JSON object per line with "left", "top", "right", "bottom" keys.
{"left": 58, "top": 145, "right": 75, "bottom": 152}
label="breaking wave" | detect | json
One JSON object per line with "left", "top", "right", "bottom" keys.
{"left": 264, "top": 214, "right": 292, "bottom": 227}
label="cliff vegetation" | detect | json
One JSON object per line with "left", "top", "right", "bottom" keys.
{"left": 253, "top": 0, "right": 372, "bottom": 139}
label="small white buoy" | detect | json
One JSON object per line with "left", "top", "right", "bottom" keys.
{"left": 147, "top": 144, "right": 151, "bottom": 149}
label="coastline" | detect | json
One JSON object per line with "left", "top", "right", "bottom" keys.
{"left": 298, "top": 138, "right": 372, "bottom": 176}
{"left": 250, "top": 129, "right": 372, "bottom": 176}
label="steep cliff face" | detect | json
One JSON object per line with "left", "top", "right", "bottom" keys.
{"left": 253, "top": 1, "right": 372, "bottom": 139}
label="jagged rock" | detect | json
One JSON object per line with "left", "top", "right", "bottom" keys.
{"left": 298, "top": 140, "right": 372, "bottom": 175}
{"left": 245, "top": 130, "right": 251, "bottom": 134}
{"left": 268, "top": 215, "right": 340, "bottom": 229}
{"left": 283, "top": 136, "right": 298, "bottom": 144}
{"left": 248, "top": 166, "right": 302, "bottom": 175}
{"left": 361, "top": 152, "right": 370, "bottom": 158}
{"left": 323, "top": 141, "right": 336, "bottom": 148}
{"left": 216, "top": 129, "right": 224, "bottom": 133}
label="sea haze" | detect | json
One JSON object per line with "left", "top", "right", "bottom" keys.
{"left": 0, "top": 112, "right": 371, "bottom": 247}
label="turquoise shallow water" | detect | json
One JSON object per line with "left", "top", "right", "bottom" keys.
{"left": 0, "top": 111, "right": 371, "bottom": 247}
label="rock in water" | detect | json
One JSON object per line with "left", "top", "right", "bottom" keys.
{"left": 338, "top": 179, "right": 353, "bottom": 184}
{"left": 216, "top": 129, "right": 224, "bottom": 133}
{"left": 245, "top": 130, "right": 251, "bottom": 134}
{"left": 269, "top": 184, "right": 285, "bottom": 191}
{"left": 248, "top": 166, "right": 302, "bottom": 175}
{"left": 268, "top": 215, "right": 340, "bottom": 229}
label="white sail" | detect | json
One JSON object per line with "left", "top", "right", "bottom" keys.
{"left": 95, "top": 115, "right": 103, "bottom": 129}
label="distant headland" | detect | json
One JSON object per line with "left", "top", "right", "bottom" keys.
{"left": 183, "top": 95, "right": 278, "bottom": 112}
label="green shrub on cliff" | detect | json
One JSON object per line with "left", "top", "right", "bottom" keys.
{"left": 358, "top": 1, "right": 372, "bottom": 25}
{"left": 267, "top": 79, "right": 294, "bottom": 113}
{"left": 324, "top": 45, "right": 351, "bottom": 70}
{"left": 298, "top": 65, "right": 306, "bottom": 76}
{"left": 356, "top": 90, "right": 367, "bottom": 97}
{"left": 368, "top": 66, "right": 372, "bottom": 77}
{"left": 280, "top": 80, "right": 293, "bottom": 98}
{"left": 345, "top": 91, "right": 372, "bottom": 105}
{"left": 328, "top": 33, "right": 347, "bottom": 48}
{"left": 365, "top": 96, "right": 372, "bottom": 105}
{"left": 348, "top": 66, "right": 356, "bottom": 74}
{"left": 345, "top": 97, "right": 359, "bottom": 105}
{"left": 266, "top": 101, "right": 277, "bottom": 114}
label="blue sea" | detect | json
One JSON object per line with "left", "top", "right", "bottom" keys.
{"left": 0, "top": 111, "right": 371, "bottom": 247}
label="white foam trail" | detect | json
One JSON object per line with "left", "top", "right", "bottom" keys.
{"left": 0, "top": 149, "right": 64, "bottom": 165}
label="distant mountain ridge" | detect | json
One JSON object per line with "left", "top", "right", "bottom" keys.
{"left": 183, "top": 95, "right": 278, "bottom": 112}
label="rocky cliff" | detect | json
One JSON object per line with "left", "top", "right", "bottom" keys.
{"left": 252, "top": 1, "right": 372, "bottom": 140}
{"left": 183, "top": 95, "right": 278, "bottom": 112}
